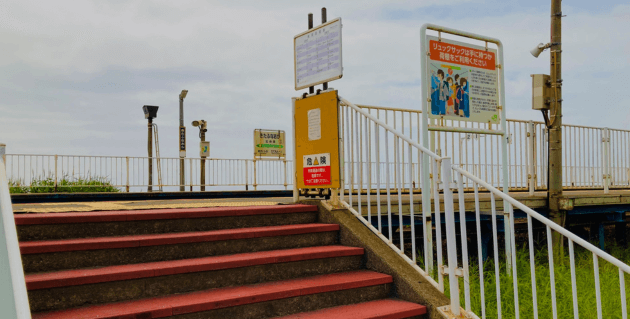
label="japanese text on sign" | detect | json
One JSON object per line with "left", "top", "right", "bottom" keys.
{"left": 303, "top": 153, "right": 331, "bottom": 186}
{"left": 254, "top": 129, "right": 286, "bottom": 159}
{"left": 429, "top": 40, "right": 496, "bottom": 71}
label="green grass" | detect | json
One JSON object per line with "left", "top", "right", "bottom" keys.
{"left": 427, "top": 244, "right": 630, "bottom": 318}
{"left": 9, "top": 176, "right": 120, "bottom": 193}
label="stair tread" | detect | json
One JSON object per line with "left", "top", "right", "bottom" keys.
{"left": 15, "top": 204, "right": 317, "bottom": 225}
{"left": 26, "top": 245, "right": 364, "bottom": 290}
{"left": 275, "top": 299, "right": 427, "bottom": 319}
{"left": 20, "top": 223, "right": 339, "bottom": 254}
{"left": 32, "top": 270, "right": 392, "bottom": 319}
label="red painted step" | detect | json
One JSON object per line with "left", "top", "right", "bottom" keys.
{"left": 26, "top": 245, "right": 364, "bottom": 290}
{"left": 276, "top": 299, "right": 427, "bottom": 319}
{"left": 15, "top": 204, "right": 317, "bottom": 225}
{"left": 20, "top": 223, "right": 338, "bottom": 254}
{"left": 32, "top": 271, "right": 392, "bottom": 319}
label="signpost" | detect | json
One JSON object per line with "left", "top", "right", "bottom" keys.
{"left": 421, "top": 25, "right": 510, "bottom": 311}
{"left": 294, "top": 17, "right": 343, "bottom": 91}
{"left": 254, "top": 129, "right": 285, "bottom": 159}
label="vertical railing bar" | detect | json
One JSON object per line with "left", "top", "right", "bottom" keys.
{"left": 358, "top": 111, "right": 363, "bottom": 216}
{"left": 366, "top": 115, "right": 372, "bottom": 227}
{"left": 527, "top": 214, "right": 539, "bottom": 319}
{"left": 396, "top": 136, "right": 404, "bottom": 252}
{"left": 376, "top": 119, "right": 382, "bottom": 233}
{"left": 455, "top": 171, "right": 471, "bottom": 312}
{"left": 408, "top": 144, "right": 416, "bottom": 263}
{"left": 620, "top": 269, "right": 627, "bottom": 319}
{"left": 490, "top": 192, "right": 502, "bottom": 319}
{"left": 350, "top": 108, "right": 354, "bottom": 208}
{"left": 432, "top": 159, "right": 444, "bottom": 291}
{"left": 473, "top": 183, "right": 486, "bottom": 319}
{"left": 568, "top": 239, "right": 578, "bottom": 319}
{"left": 441, "top": 158, "right": 460, "bottom": 316}
{"left": 546, "top": 225, "right": 558, "bottom": 319}
{"left": 593, "top": 252, "right": 603, "bottom": 319}
{"left": 385, "top": 123, "right": 393, "bottom": 243}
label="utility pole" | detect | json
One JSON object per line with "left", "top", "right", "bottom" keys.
{"left": 148, "top": 118, "right": 153, "bottom": 192}
{"left": 142, "top": 105, "right": 159, "bottom": 193}
{"left": 200, "top": 127, "right": 206, "bottom": 191}
{"left": 192, "top": 120, "right": 208, "bottom": 191}
{"left": 549, "top": 0, "right": 564, "bottom": 249}
{"left": 179, "top": 90, "right": 188, "bottom": 192}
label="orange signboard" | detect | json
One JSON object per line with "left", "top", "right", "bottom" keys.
{"left": 429, "top": 40, "right": 496, "bottom": 71}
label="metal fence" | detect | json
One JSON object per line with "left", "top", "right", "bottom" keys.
{"left": 4, "top": 155, "right": 292, "bottom": 192}
{"left": 355, "top": 104, "right": 630, "bottom": 194}
{"left": 338, "top": 96, "right": 630, "bottom": 319}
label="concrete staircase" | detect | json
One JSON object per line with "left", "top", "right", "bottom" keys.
{"left": 15, "top": 204, "right": 427, "bottom": 319}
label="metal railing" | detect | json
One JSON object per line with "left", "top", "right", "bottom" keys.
{"left": 355, "top": 104, "right": 630, "bottom": 194}
{"left": 338, "top": 96, "right": 630, "bottom": 318}
{"left": 0, "top": 145, "right": 31, "bottom": 318}
{"left": 4, "top": 155, "right": 292, "bottom": 192}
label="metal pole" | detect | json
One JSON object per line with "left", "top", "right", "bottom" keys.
{"left": 321, "top": 7, "right": 328, "bottom": 91}
{"left": 148, "top": 118, "right": 153, "bottom": 192}
{"left": 292, "top": 98, "right": 299, "bottom": 202}
{"left": 179, "top": 95, "right": 185, "bottom": 192}
{"left": 0, "top": 144, "right": 5, "bottom": 172}
{"left": 549, "top": 0, "right": 564, "bottom": 250}
{"left": 200, "top": 128, "right": 206, "bottom": 192}
{"left": 308, "top": 13, "right": 314, "bottom": 95}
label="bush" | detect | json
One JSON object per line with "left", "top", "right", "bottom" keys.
{"left": 9, "top": 176, "right": 120, "bottom": 193}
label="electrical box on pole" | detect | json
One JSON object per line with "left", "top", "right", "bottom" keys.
{"left": 531, "top": 74, "right": 552, "bottom": 110}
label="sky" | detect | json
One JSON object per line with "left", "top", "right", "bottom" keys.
{"left": 1, "top": 0, "right": 629, "bottom": 159}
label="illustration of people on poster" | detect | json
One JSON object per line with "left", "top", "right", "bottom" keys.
{"left": 427, "top": 36, "right": 500, "bottom": 124}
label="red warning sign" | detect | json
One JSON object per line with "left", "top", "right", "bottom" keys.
{"left": 303, "top": 153, "right": 331, "bottom": 186}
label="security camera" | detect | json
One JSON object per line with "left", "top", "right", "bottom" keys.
{"left": 530, "top": 43, "right": 546, "bottom": 58}
{"left": 192, "top": 120, "right": 200, "bottom": 127}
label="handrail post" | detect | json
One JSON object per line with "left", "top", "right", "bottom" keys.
{"left": 245, "top": 160, "right": 249, "bottom": 191}
{"left": 283, "top": 159, "right": 288, "bottom": 190}
{"left": 527, "top": 121, "right": 536, "bottom": 195}
{"left": 253, "top": 159, "right": 258, "bottom": 191}
{"left": 440, "top": 158, "right": 461, "bottom": 316}
{"left": 54, "top": 155, "right": 58, "bottom": 192}
{"left": 125, "top": 157, "right": 129, "bottom": 192}
{"left": 603, "top": 128, "right": 610, "bottom": 194}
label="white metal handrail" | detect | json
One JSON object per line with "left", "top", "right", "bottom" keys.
{"left": 338, "top": 96, "right": 630, "bottom": 318}
{"left": 0, "top": 148, "right": 32, "bottom": 318}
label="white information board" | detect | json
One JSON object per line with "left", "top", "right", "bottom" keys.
{"left": 294, "top": 18, "right": 342, "bottom": 91}
{"left": 427, "top": 35, "right": 500, "bottom": 124}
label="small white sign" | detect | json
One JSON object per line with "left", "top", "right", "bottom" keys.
{"left": 307, "top": 108, "right": 321, "bottom": 141}
{"left": 294, "top": 18, "right": 343, "bottom": 90}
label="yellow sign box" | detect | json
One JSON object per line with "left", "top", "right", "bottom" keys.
{"left": 294, "top": 90, "right": 341, "bottom": 189}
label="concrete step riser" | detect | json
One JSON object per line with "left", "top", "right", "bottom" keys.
{"left": 28, "top": 255, "right": 364, "bottom": 313}
{"left": 18, "top": 212, "right": 317, "bottom": 241}
{"left": 167, "top": 284, "right": 391, "bottom": 319}
{"left": 23, "top": 232, "right": 338, "bottom": 273}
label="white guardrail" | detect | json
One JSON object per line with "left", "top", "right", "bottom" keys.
{"left": 4, "top": 156, "right": 292, "bottom": 192}
{"left": 338, "top": 97, "right": 629, "bottom": 319}
{"left": 0, "top": 145, "right": 32, "bottom": 318}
